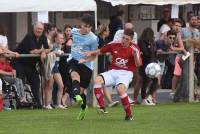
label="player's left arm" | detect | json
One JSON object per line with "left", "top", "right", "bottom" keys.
{"left": 132, "top": 46, "right": 142, "bottom": 67}
{"left": 78, "top": 55, "right": 97, "bottom": 63}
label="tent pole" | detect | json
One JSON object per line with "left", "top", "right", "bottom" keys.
{"left": 95, "top": 9, "right": 98, "bottom": 30}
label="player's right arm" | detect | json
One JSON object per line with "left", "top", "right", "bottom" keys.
{"left": 81, "top": 49, "right": 101, "bottom": 57}
{"left": 82, "top": 43, "right": 113, "bottom": 57}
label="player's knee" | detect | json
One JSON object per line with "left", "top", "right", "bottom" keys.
{"left": 70, "top": 71, "right": 80, "bottom": 81}
{"left": 94, "top": 76, "right": 104, "bottom": 85}
{"left": 117, "top": 84, "right": 126, "bottom": 93}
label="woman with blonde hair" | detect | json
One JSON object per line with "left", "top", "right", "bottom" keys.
{"left": 43, "top": 31, "right": 65, "bottom": 109}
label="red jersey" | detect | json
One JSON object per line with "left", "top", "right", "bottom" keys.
{"left": 0, "top": 60, "right": 13, "bottom": 72}
{"left": 100, "top": 43, "right": 142, "bottom": 72}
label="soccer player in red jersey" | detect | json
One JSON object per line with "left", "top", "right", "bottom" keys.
{"left": 82, "top": 29, "right": 141, "bottom": 121}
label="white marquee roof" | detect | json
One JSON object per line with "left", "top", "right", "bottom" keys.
{"left": 100, "top": 0, "right": 200, "bottom": 6}
{"left": 0, "top": 0, "right": 97, "bottom": 12}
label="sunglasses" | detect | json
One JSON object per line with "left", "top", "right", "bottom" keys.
{"left": 168, "top": 36, "right": 176, "bottom": 40}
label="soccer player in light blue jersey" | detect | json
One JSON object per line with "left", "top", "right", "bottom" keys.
{"left": 66, "top": 14, "right": 98, "bottom": 120}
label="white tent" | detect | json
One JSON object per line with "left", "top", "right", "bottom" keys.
{"left": 0, "top": 0, "right": 97, "bottom": 12}
{"left": 0, "top": 0, "right": 97, "bottom": 28}
{"left": 100, "top": 0, "right": 200, "bottom": 6}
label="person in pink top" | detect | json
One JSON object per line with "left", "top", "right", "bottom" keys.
{"left": 82, "top": 29, "right": 142, "bottom": 121}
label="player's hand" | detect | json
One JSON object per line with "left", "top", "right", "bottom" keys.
{"left": 12, "top": 70, "right": 16, "bottom": 78}
{"left": 40, "top": 51, "right": 47, "bottom": 63}
{"left": 58, "top": 50, "right": 64, "bottom": 55}
{"left": 81, "top": 51, "right": 92, "bottom": 57}
{"left": 78, "top": 59, "right": 87, "bottom": 64}
{"left": 170, "top": 45, "right": 175, "bottom": 51}
{"left": 14, "top": 52, "right": 20, "bottom": 58}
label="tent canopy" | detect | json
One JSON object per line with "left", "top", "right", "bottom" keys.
{"left": 0, "top": 0, "right": 97, "bottom": 12}
{"left": 100, "top": 0, "right": 200, "bottom": 6}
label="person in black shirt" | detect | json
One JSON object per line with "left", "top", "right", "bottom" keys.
{"left": 138, "top": 28, "right": 158, "bottom": 105}
{"left": 14, "top": 22, "right": 49, "bottom": 108}
{"left": 58, "top": 24, "right": 73, "bottom": 107}
{"left": 107, "top": 10, "right": 124, "bottom": 41}
{"left": 157, "top": 8, "right": 170, "bottom": 32}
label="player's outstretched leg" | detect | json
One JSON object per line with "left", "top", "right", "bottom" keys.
{"left": 94, "top": 82, "right": 108, "bottom": 114}
{"left": 120, "top": 93, "right": 133, "bottom": 121}
{"left": 77, "top": 93, "right": 87, "bottom": 120}
{"left": 71, "top": 80, "right": 83, "bottom": 105}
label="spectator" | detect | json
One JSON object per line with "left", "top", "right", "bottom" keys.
{"left": 107, "top": 10, "right": 124, "bottom": 41}
{"left": 156, "top": 30, "right": 178, "bottom": 90}
{"left": 181, "top": 14, "right": 200, "bottom": 101}
{"left": 43, "top": 31, "right": 65, "bottom": 109}
{"left": 0, "top": 56, "right": 27, "bottom": 103}
{"left": 113, "top": 22, "right": 138, "bottom": 44}
{"left": 157, "top": 8, "right": 171, "bottom": 32}
{"left": 159, "top": 18, "right": 173, "bottom": 40}
{"left": 42, "top": 24, "right": 57, "bottom": 108}
{"left": 197, "top": 16, "right": 200, "bottom": 31}
{"left": 44, "top": 23, "right": 57, "bottom": 49}
{"left": 0, "top": 24, "right": 19, "bottom": 56}
{"left": 59, "top": 24, "right": 73, "bottom": 107}
{"left": 14, "top": 22, "right": 49, "bottom": 108}
{"left": 182, "top": 14, "right": 199, "bottom": 39}
{"left": 138, "top": 28, "right": 158, "bottom": 105}
{"left": 170, "top": 19, "right": 191, "bottom": 99}
{"left": 0, "top": 78, "right": 3, "bottom": 111}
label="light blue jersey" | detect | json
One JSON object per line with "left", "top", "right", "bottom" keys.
{"left": 71, "top": 28, "right": 98, "bottom": 70}
{"left": 181, "top": 27, "right": 200, "bottom": 39}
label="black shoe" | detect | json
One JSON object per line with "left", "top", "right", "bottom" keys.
{"left": 125, "top": 115, "right": 134, "bottom": 121}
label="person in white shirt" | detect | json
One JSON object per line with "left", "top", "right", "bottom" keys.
{"left": 113, "top": 22, "right": 138, "bottom": 44}
{"left": 0, "top": 24, "right": 19, "bottom": 56}
{"left": 159, "top": 19, "right": 173, "bottom": 40}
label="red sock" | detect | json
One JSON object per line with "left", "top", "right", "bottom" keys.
{"left": 94, "top": 88, "right": 105, "bottom": 109}
{"left": 0, "top": 96, "right": 4, "bottom": 112}
{"left": 121, "top": 95, "right": 132, "bottom": 117}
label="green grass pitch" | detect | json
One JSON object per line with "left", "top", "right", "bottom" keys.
{"left": 0, "top": 103, "right": 200, "bottom": 134}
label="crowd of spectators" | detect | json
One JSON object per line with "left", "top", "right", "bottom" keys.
{"left": 1, "top": 8, "right": 200, "bottom": 111}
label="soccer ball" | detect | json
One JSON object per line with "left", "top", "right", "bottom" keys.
{"left": 145, "top": 63, "right": 161, "bottom": 78}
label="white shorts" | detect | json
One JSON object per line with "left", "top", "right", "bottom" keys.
{"left": 100, "top": 69, "right": 133, "bottom": 89}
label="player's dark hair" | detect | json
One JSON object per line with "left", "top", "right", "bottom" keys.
{"left": 124, "top": 29, "right": 134, "bottom": 38}
{"left": 64, "top": 24, "right": 72, "bottom": 31}
{"left": 172, "top": 18, "right": 183, "bottom": 26}
{"left": 139, "top": 27, "right": 154, "bottom": 44}
{"left": 167, "top": 30, "right": 177, "bottom": 37}
{"left": 81, "top": 14, "right": 94, "bottom": 27}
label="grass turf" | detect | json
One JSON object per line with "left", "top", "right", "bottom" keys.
{"left": 0, "top": 103, "right": 200, "bottom": 134}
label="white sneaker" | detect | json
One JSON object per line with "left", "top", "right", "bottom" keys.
{"left": 45, "top": 105, "right": 53, "bottom": 109}
{"left": 108, "top": 101, "right": 119, "bottom": 107}
{"left": 128, "top": 97, "right": 134, "bottom": 105}
{"left": 169, "top": 92, "right": 175, "bottom": 100}
{"left": 182, "top": 52, "right": 190, "bottom": 61}
{"left": 142, "top": 95, "right": 156, "bottom": 106}
{"left": 56, "top": 105, "right": 67, "bottom": 109}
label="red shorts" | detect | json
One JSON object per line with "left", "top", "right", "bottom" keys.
{"left": 174, "top": 56, "right": 182, "bottom": 76}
